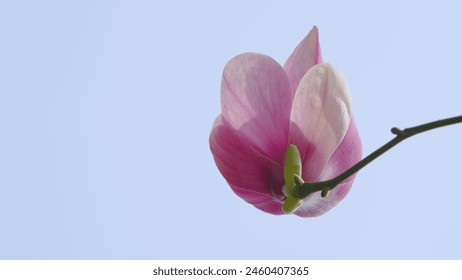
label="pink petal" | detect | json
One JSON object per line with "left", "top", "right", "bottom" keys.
{"left": 295, "top": 180, "right": 354, "bottom": 217}
{"left": 231, "top": 185, "right": 285, "bottom": 215}
{"left": 220, "top": 53, "right": 292, "bottom": 165}
{"left": 289, "top": 63, "right": 353, "bottom": 182}
{"left": 318, "top": 117, "right": 362, "bottom": 182}
{"left": 283, "top": 26, "right": 323, "bottom": 98}
{"left": 209, "top": 116, "right": 285, "bottom": 214}
{"left": 295, "top": 118, "right": 362, "bottom": 217}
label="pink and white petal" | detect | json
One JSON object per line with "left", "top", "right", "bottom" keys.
{"left": 318, "top": 117, "right": 362, "bottom": 182}
{"left": 283, "top": 26, "right": 323, "bottom": 98}
{"left": 289, "top": 63, "right": 353, "bottom": 182}
{"left": 221, "top": 53, "right": 292, "bottom": 164}
{"left": 294, "top": 118, "right": 362, "bottom": 218}
{"left": 294, "top": 180, "right": 354, "bottom": 217}
{"left": 210, "top": 116, "right": 285, "bottom": 209}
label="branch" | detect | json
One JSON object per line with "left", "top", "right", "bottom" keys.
{"left": 291, "top": 115, "right": 462, "bottom": 199}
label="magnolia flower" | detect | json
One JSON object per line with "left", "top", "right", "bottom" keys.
{"left": 209, "top": 27, "right": 362, "bottom": 217}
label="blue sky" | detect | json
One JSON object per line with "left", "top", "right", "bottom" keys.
{"left": 0, "top": 0, "right": 461, "bottom": 259}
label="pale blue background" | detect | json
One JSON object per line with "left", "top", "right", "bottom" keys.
{"left": 0, "top": 0, "right": 461, "bottom": 259}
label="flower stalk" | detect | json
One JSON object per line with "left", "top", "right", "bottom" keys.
{"left": 290, "top": 115, "right": 462, "bottom": 199}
